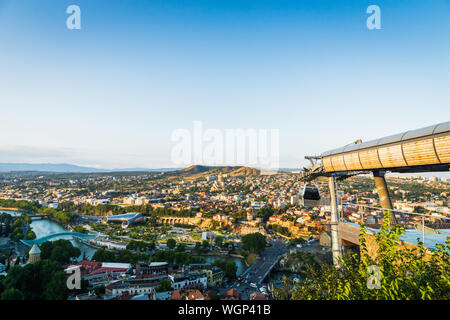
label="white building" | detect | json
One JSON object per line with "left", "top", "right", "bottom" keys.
{"left": 169, "top": 273, "right": 208, "bottom": 290}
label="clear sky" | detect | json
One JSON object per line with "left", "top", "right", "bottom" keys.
{"left": 0, "top": 0, "right": 449, "bottom": 169}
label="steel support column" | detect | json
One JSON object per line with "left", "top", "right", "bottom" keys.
{"left": 373, "top": 170, "right": 398, "bottom": 226}
{"left": 328, "top": 175, "right": 341, "bottom": 267}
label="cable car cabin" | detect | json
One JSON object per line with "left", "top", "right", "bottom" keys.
{"left": 299, "top": 185, "right": 321, "bottom": 207}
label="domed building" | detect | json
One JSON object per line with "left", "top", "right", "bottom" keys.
{"left": 28, "top": 244, "right": 41, "bottom": 263}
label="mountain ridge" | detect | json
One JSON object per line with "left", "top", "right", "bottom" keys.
{"left": 0, "top": 163, "right": 178, "bottom": 173}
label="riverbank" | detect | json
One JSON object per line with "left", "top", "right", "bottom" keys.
{"left": 2, "top": 210, "right": 97, "bottom": 260}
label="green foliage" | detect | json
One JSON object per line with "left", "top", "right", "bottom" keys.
{"left": 194, "top": 242, "right": 202, "bottom": 252}
{"left": 269, "top": 224, "right": 291, "bottom": 237}
{"left": 214, "top": 236, "right": 224, "bottom": 248}
{"left": 39, "top": 240, "right": 81, "bottom": 265}
{"left": 127, "top": 240, "right": 155, "bottom": 252}
{"left": 0, "top": 199, "right": 75, "bottom": 224}
{"left": 151, "top": 250, "right": 205, "bottom": 265}
{"left": 241, "top": 233, "right": 267, "bottom": 254}
{"left": 1, "top": 288, "right": 24, "bottom": 300}
{"left": 73, "top": 225, "right": 85, "bottom": 234}
{"left": 1, "top": 260, "right": 67, "bottom": 300}
{"left": 26, "top": 230, "right": 36, "bottom": 240}
{"left": 91, "top": 248, "right": 147, "bottom": 265}
{"left": 176, "top": 243, "right": 186, "bottom": 252}
{"left": 413, "top": 206, "right": 425, "bottom": 213}
{"left": 212, "top": 259, "right": 237, "bottom": 279}
{"left": 288, "top": 237, "right": 307, "bottom": 247}
{"left": 291, "top": 215, "right": 450, "bottom": 300}
{"left": 155, "top": 279, "right": 173, "bottom": 292}
{"left": 166, "top": 238, "right": 176, "bottom": 250}
{"left": 202, "top": 240, "right": 210, "bottom": 251}
{"left": 93, "top": 285, "right": 105, "bottom": 295}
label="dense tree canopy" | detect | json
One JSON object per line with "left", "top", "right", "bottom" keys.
{"left": 213, "top": 259, "right": 238, "bottom": 279}
{"left": 155, "top": 279, "right": 173, "bottom": 292}
{"left": 39, "top": 240, "right": 81, "bottom": 265}
{"left": 166, "top": 238, "right": 176, "bottom": 250}
{"left": 0, "top": 259, "right": 67, "bottom": 300}
{"left": 92, "top": 248, "right": 148, "bottom": 265}
{"left": 241, "top": 233, "right": 267, "bottom": 254}
{"left": 290, "top": 216, "right": 450, "bottom": 300}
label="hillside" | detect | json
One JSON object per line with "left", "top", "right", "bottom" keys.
{"left": 171, "top": 165, "right": 260, "bottom": 179}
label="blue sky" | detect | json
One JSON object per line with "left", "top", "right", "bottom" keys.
{"left": 0, "top": 0, "right": 449, "bottom": 169}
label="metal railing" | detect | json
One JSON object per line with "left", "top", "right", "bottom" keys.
{"left": 339, "top": 202, "right": 450, "bottom": 247}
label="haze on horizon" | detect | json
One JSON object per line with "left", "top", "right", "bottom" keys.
{"left": 0, "top": 0, "right": 449, "bottom": 170}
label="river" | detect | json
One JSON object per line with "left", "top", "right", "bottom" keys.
{"left": 1, "top": 210, "right": 246, "bottom": 273}
{"left": 202, "top": 255, "right": 245, "bottom": 276}
{"left": 1, "top": 210, "right": 96, "bottom": 260}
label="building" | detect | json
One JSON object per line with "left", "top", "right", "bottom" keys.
{"left": 184, "top": 264, "right": 224, "bottom": 287}
{"left": 106, "top": 280, "right": 157, "bottom": 297}
{"left": 94, "top": 238, "right": 127, "bottom": 250}
{"left": 250, "top": 292, "right": 269, "bottom": 300}
{"left": 28, "top": 244, "right": 41, "bottom": 263}
{"left": 221, "top": 288, "right": 241, "bottom": 300}
{"left": 84, "top": 263, "right": 131, "bottom": 285}
{"left": 247, "top": 211, "right": 257, "bottom": 221}
{"left": 169, "top": 273, "right": 208, "bottom": 290}
{"left": 102, "top": 212, "right": 144, "bottom": 229}
{"left": 202, "top": 231, "right": 215, "bottom": 241}
{"left": 171, "top": 289, "right": 205, "bottom": 300}
{"left": 136, "top": 261, "right": 173, "bottom": 275}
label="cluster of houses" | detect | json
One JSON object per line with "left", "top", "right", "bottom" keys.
{"left": 65, "top": 259, "right": 270, "bottom": 301}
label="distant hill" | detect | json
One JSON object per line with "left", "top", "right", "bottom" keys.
{"left": 0, "top": 163, "right": 106, "bottom": 173}
{"left": 174, "top": 165, "right": 260, "bottom": 178}
{"left": 0, "top": 163, "right": 179, "bottom": 173}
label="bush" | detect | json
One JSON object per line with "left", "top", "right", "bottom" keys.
{"left": 291, "top": 215, "right": 450, "bottom": 300}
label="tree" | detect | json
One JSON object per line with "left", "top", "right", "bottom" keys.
{"left": 413, "top": 206, "right": 425, "bottom": 214}
{"left": 242, "top": 233, "right": 267, "bottom": 254}
{"left": 1, "top": 288, "right": 24, "bottom": 300}
{"left": 202, "top": 240, "right": 210, "bottom": 251}
{"left": 26, "top": 230, "right": 36, "bottom": 240}
{"left": 1, "top": 260, "right": 67, "bottom": 300}
{"left": 73, "top": 225, "right": 85, "bottom": 234}
{"left": 214, "top": 236, "right": 224, "bottom": 248}
{"left": 213, "top": 259, "right": 237, "bottom": 279}
{"left": 39, "top": 240, "right": 81, "bottom": 265}
{"left": 94, "top": 285, "right": 105, "bottom": 296}
{"left": 291, "top": 215, "right": 450, "bottom": 300}
{"left": 167, "top": 239, "right": 176, "bottom": 250}
{"left": 155, "top": 280, "right": 173, "bottom": 292}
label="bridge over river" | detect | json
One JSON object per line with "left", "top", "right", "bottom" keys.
{"left": 21, "top": 232, "right": 98, "bottom": 246}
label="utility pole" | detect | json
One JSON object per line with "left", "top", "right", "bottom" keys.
{"left": 328, "top": 175, "right": 341, "bottom": 267}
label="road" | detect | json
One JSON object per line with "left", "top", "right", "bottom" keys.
{"left": 223, "top": 239, "right": 288, "bottom": 299}
{"left": 244, "top": 240, "right": 287, "bottom": 285}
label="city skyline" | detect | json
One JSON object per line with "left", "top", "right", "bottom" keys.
{"left": 0, "top": 0, "right": 449, "bottom": 169}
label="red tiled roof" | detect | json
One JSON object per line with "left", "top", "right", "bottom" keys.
{"left": 77, "top": 260, "right": 100, "bottom": 268}
{"left": 250, "top": 292, "right": 268, "bottom": 300}
{"left": 171, "top": 289, "right": 204, "bottom": 300}
{"left": 88, "top": 267, "right": 128, "bottom": 276}
{"left": 221, "top": 288, "right": 240, "bottom": 299}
